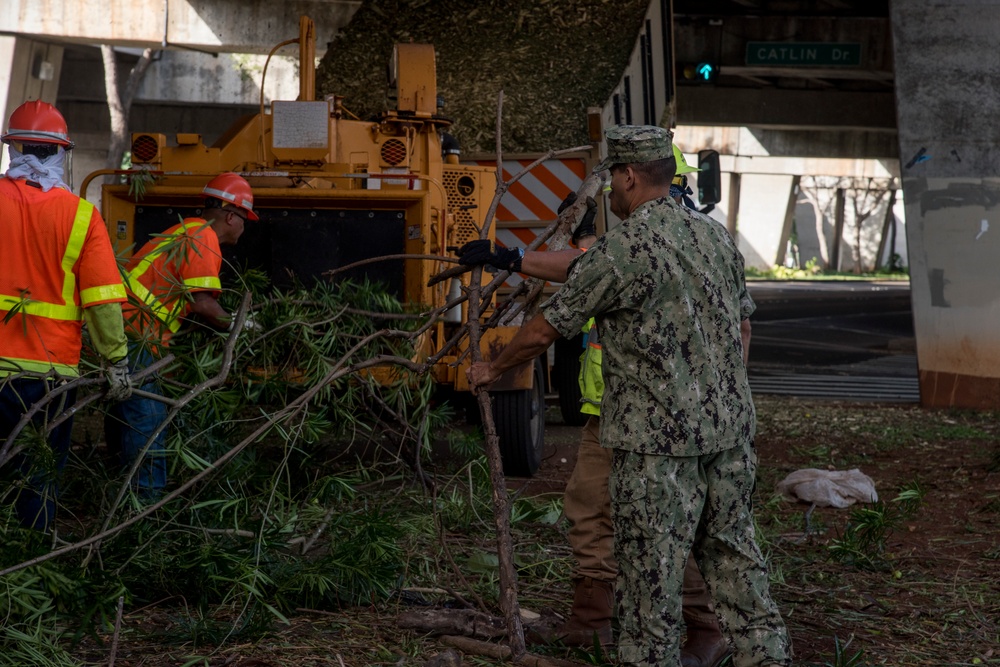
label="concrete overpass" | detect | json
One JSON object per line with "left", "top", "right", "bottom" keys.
{"left": 0, "top": 0, "right": 997, "bottom": 408}
{"left": 0, "top": 0, "right": 361, "bottom": 53}
{"left": 0, "top": 0, "right": 361, "bottom": 192}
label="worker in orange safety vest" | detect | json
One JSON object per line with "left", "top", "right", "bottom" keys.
{"left": 0, "top": 100, "right": 132, "bottom": 531}
{"left": 105, "top": 172, "right": 255, "bottom": 498}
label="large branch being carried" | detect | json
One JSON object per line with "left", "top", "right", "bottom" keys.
{"left": 443, "top": 89, "right": 600, "bottom": 665}
{"left": 0, "top": 310, "right": 440, "bottom": 579}
{"left": 506, "top": 170, "right": 603, "bottom": 323}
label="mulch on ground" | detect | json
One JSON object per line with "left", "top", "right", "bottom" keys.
{"left": 71, "top": 396, "right": 999, "bottom": 666}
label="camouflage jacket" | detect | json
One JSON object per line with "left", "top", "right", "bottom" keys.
{"left": 541, "top": 196, "right": 756, "bottom": 456}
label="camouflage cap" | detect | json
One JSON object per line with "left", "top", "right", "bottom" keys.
{"left": 594, "top": 125, "right": 675, "bottom": 173}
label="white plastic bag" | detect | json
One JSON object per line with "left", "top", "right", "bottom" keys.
{"left": 776, "top": 468, "right": 878, "bottom": 508}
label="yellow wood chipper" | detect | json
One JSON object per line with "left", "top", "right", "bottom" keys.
{"left": 82, "top": 17, "right": 546, "bottom": 476}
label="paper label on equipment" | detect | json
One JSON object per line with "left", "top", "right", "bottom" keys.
{"left": 272, "top": 101, "right": 329, "bottom": 149}
{"left": 383, "top": 167, "right": 408, "bottom": 186}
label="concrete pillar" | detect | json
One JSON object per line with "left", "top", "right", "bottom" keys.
{"left": 0, "top": 37, "right": 15, "bottom": 142}
{"left": 882, "top": 194, "right": 908, "bottom": 270}
{"left": 733, "top": 173, "right": 796, "bottom": 270}
{"left": 774, "top": 175, "right": 800, "bottom": 267}
{"left": 134, "top": 51, "right": 303, "bottom": 107}
{"left": 0, "top": 36, "right": 64, "bottom": 173}
{"left": 892, "top": 0, "right": 1000, "bottom": 408}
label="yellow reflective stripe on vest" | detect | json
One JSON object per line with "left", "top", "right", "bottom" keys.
{"left": 0, "top": 199, "right": 94, "bottom": 322}
{"left": 80, "top": 283, "right": 127, "bottom": 306}
{"left": 125, "top": 222, "right": 211, "bottom": 333}
{"left": 0, "top": 356, "right": 79, "bottom": 378}
{"left": 126, "top": 279, "right": 184, "bottom": 333}
{"left": 0, "top": 294, "right": 79, "bottom": 320}
{"left": 184, "top": 276, "right": 222, "bottom": 290}
{"left": 61, "top": 199, "right": 92, "bottom": 304}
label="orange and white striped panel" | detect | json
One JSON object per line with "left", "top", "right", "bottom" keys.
{"left": 474, "top": 158, "right": 585, "bottom": 287}
{"left": 473, "top": 158, "right": 586, "bottom": 222}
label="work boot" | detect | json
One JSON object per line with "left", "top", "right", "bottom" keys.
{"left": 554, "top": 577, "right": 614, "bottom": 647}
{"left": 680, "top": 612, "right": 731, "bottom": 667}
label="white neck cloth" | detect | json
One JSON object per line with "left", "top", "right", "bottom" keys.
{"left": 5, "top": 145, "right": 69, "bottom": 192}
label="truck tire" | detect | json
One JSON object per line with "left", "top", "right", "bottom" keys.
{"left": 492, "top": 357, "right": 546, "bottom": 477}
{"left": 553, "top": 334, "right": 587, "bottom": 426}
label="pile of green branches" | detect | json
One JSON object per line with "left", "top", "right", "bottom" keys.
{"left": 0, "top": 273, "right": 477, "bottom": 662}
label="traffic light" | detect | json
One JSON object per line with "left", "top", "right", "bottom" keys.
{"left": 679, "top": 61, "right": 719, "bottom": 83}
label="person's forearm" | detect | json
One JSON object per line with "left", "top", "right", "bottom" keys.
{"left": 519, "top": 249, "right": 583, "bottom": 282}
{"left": 84, "top": 302, "right": 128, "bottom": 362}
{"left": 189, "top": 292, "right": 231, "bottom": 330}
{"left": 488, "top": 314, "right": 561, "bottom": 375}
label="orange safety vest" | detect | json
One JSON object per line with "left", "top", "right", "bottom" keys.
{"left": 0, "top": 178, "right": 127, "bottom": 377}
{"left": 122, "top": 219, "right": 223, "bottom": 347}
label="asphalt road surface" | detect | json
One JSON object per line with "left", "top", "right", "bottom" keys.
{"left": 746, "top": 280, "right": 917, "bottom": 402}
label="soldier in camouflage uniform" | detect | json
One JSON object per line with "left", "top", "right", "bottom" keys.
{"left": 457, "top": 150, "right": 736, "bottom": 665}
{"left": 467, "top": 125, "right": 791, "bottom": 666}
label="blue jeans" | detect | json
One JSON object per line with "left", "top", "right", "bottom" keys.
{"left": 1, "top": 378, "right": 76, "bottom": 531}
{"left": 105, "top": 344, "right": 167, "bottom": 498}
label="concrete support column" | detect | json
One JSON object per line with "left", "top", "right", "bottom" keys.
{"left": 732, "top": 173, "right": 796, "bottom": 270}
{"left": 774, "top": 175, "right": 800, "bottom": 267}
{"left": 892, "top": 1, "right": 1000, "bottom": 408}
{"left": 0, "top": 36, "right": 64, "bottom": 172}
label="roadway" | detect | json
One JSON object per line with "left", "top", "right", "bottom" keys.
{"left": 746, "top": 280, "right": 918, "bottom": 402}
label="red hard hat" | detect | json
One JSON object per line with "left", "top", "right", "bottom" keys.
{"left": 202, "top": 172, "right": 259, "bottom": 221}
{"left": 1, "top": 100, "right": 74, "bottom": 148}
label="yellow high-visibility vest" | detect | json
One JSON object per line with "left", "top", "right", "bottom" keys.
{"left": 578, "top": 318, "right": 603, "bottom": 416}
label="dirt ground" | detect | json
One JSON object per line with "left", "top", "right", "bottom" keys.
{"left": 513, "top": 396, "right": 1000, "bottom": 666}
{"left": 69, "top": 395, "right": 999, "bottom": 666}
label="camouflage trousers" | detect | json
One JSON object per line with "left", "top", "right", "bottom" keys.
{"left": 609, "top": 440, "right": 791, "bottom": 666}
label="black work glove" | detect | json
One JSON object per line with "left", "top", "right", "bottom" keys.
{"left": 558, "top": 192, "right": 598, "bottom": 244}
{"left": 572, "top": 196, "right": 598, "bottom": 245}
{"left": 557, "top": 191, "right": 578, "bottom": 214}
{"left": 456, "top": 240, "right": 524, "bottom": 272}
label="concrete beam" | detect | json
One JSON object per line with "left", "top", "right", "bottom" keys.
{"left": 674, "top": 125, "right": 899, "bottom": 164}
{"left": 0, "top": 0, "right": 361, "bottom": 54}
{"left": 677, "top": 86, "right": 897, "bottom": 132}
{"left": 58, "top": 45, "right": 304, "bottom": 109}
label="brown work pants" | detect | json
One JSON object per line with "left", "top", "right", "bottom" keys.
{"left": 563, "top": 416, "right": 714, "bottom": 619}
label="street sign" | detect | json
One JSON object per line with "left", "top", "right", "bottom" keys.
{"left": 745, "top": 42, "right": 862, "bottom": 67}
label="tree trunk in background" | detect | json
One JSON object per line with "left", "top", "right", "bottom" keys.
{"left": 800, "top": 176, "right": 839, "bottom": 269}
{"left": 849, "top": 179, "right": 890, "bottom": 274}
{"left": 102, "top": 46, "right": 155, "bottom": 178}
